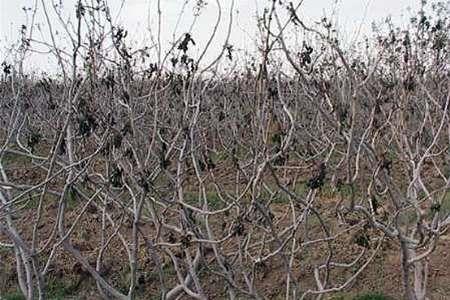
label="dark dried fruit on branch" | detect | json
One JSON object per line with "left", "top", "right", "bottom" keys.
{"left": 198, "top": 159, "right": 206, "bottom": 172}
{"left": 203, "top": 151, "right": 216, "bottom": 170}
{"left": 170, "top": 57, "right": 178, "bottom": 68}
{"left": 273, "top": 153, "right": 288, "bottom": 166}
{"left": 112, "top": 132, "right": 123, "bottom": 148}
{"left": 75, "top": 2, "right": 85, "bottom": 19}
{"left": 225, "top": 44, "right": 234, "bottom": 61}
{"left": 167, "top": 232, "right": 176, "bottom": 244}
{"left": 419, "top": 15, "right": 430, "bottom": 30}
{"left": 430, "top": 203, "right": 441, "bottom": 213}
{"left": 112, "top": 27, "right": 127, "bottom": 45}
{"left": 47, "top": 97, "right": 56, "bottom": 110}
{"left": 58, "top": 138, "right": 66, "bottom": 155}
{"left": 110, "top": 166, "right": 123, "bottom": 188}
{"left": 370, "top": 195, "right": 379, "bottom": 215}
{"left": 103, "top": 73, "right": 115, "bottom": 91}
{"left": 78, "top": 113, "right": 97, "bottom": 137}
{"left": 287, "top": 2, "right": 300, "bottom": 26}
{"left": 268, "top": 86, "right": 278, "bottom": 99}
{"left": 27, "top": 131, "right": 42, "bottom": 153}
{"left": 403, "top": 75, "right": 415, "bottom": 91}
{"left": 255, "top": 260, "right": 269, "bottom": 279}
{"left": 300, "top": 42, "right": 314, "bottom": 66}
{"left": 307, "top": 162, "right": 326, "bottom": 190}
{"left": 1, "top": 62, "right": 11, "bottom": 75}
{"left": 138, "top": 174, "right": 150, "bottom": 193}
{"left": 122, "top": 91, "right": 130, "bottom": 103}
{"left": 178, "top": 33, "right": 196, "bottom": 53}
{"left": 354, "top": 231, "right": 370, "bottom": 249}
{"left": 272, "top": 131, "right": 282, "bottom": 147}
{"left": 218, "top": 111, "right": 225, "bottom": 121}
{"left": 180, "top": 234, "right": 191, "bottom": 249}
{"left": 232, "top": 219, "right": 245, "bottom": 236}
{"left": 121, "top": 121, "right": 132, "bottom": 136}
{"left": 380, "top": 153, "right": 392, "bottom": 175}
{"left": 159, "top": 142, "right": 170, "bottom": 169}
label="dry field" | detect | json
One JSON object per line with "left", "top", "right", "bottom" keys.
{"left": 1, "top": 1, "right": 450, "bottom": 299}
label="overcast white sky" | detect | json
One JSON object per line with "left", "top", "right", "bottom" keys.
{"left": 0, "top": 0, "right": 421, "bottom": 73}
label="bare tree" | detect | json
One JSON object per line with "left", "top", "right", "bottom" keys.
{"left": 1, "top": 1, "right": 449, "bottom": 300}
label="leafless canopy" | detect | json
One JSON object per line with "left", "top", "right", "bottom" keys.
{"left": 1, "top": 1, "right": 449, "bottom": 299}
